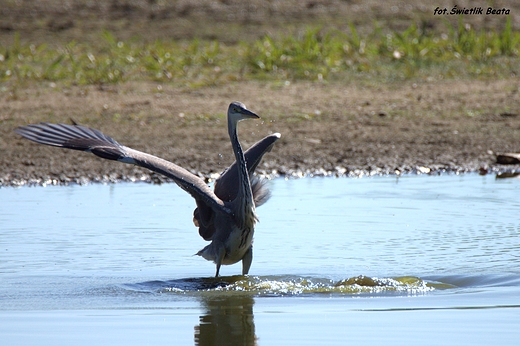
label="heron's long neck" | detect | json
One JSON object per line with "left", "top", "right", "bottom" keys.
{"left": 229, "top": 120, "right": 254, "bottom": 224}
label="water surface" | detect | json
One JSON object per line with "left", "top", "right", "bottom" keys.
{"left": 1, "top": 174, "right": 519, "bottom": 345}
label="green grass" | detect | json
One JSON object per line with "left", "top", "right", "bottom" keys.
{"left": 1, "top": 18, "right": 519, "bottom": 88}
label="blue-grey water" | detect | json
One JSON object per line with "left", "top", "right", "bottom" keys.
{"left": 1, "top": 174, "right": 519, "bottom": 345}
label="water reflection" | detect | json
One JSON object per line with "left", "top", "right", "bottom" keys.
{"left": 2, "top": 175, "right": 520, "bottom": 345}
{"left": 195, "top": 294, "right": 256, "bottom": 346}
{"left": 125, "top": 274, "right": 438, "bottom": 345}
{"left": 125, "top": 273, "right": 443, "bottom": 345}
{"left": 126, "top": 276, "right": 258, "bottom": 345}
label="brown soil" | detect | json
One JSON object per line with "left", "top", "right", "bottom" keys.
{"left": 1, "top": 1, "right": 520, "bottom": 186}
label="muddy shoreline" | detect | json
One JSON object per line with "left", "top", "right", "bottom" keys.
{"left": 1, "top": 1, "right": 520, "bottom": 186}
{"left": 2, "top": 80, "right": 520, "bottom": 187}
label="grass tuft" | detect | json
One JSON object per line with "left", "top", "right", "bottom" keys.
{"left": 1, "top": 20, "right": 519, "bottom": 88}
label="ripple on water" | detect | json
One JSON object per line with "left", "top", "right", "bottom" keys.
{"left": 123, "top": 275, "right": 449, "bottom": 297}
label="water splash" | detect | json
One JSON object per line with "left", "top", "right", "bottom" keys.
{"left": 146, "top": 275, "right": 439, "bottom": 296}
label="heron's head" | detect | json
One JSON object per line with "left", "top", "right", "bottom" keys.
{"left": 227, "top": 102, "right": 259, "bottom": 124}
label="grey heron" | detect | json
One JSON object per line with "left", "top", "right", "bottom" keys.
{"left": 15, "top": 102, "right": 281, "bottom": 277}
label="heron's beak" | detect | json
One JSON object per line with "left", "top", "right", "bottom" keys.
{"left": 241, "top": 108, "right": 260, "bottom": 119}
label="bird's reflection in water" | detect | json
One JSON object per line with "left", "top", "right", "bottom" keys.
{"left": 195, "top": 294, "right": 256, "bottom": 346}
{"left": 129, "top": 275, "right": 258, "bottom": 345}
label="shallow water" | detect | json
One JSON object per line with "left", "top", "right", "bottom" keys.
{"left": 1, "top": 174, "right": 519, "bottom": 345}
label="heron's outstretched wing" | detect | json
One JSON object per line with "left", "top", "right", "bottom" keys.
{"left": 215, "top": 133, "right": 280, "bottom": 205}
{"left": 15, "top": 123, "right": 230, "bottom": 215}
{"left": 194, "top": 133, "right": 280, "bottom": 240}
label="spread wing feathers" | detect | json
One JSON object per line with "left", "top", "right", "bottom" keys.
{"left": 194, "top": 133, "right": 280, "bottom": 240}
{"left": 15, "top": 123, "right": 230, "bottom": 215}
{"left": 214, "top": 133, "right": 280, "bottom": 205}
{"left": 250, "top": 175, "right": 271, "bottom": 207}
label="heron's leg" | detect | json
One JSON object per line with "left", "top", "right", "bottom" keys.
{"left": 214, "top": 244, "right": 226, "bottom": 277}
{"left": 242, "top": 246, "right": 253, "bottom": 275}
